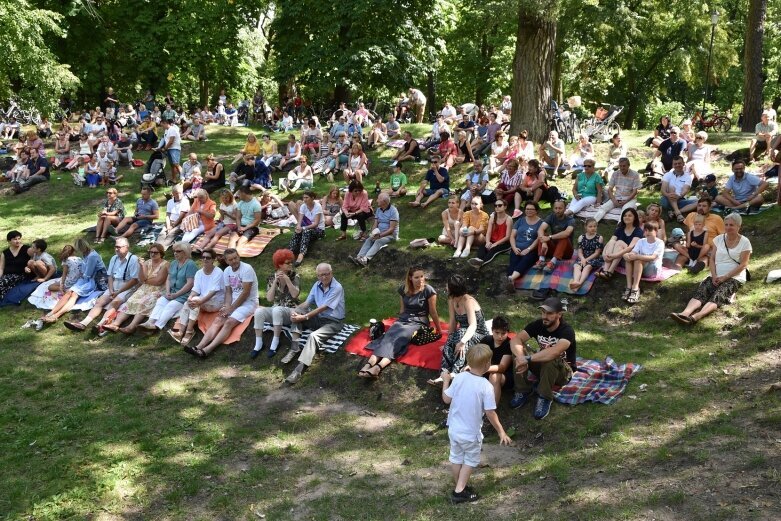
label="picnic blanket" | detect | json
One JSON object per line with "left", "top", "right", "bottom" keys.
{"left": 197, "top": 311, "right": 253, "bottom": 344}
{"left": 191, "top": 228, "right": 281, "bottom": 257}
{"left": 551, "top": 356, "right": 642, "bottom": 405}
{"left": 0, "top": 281, "right": 40, "bottom": 307}
{"left": 514, "top": 259, "right": 597, "bottom": 295}
{"left": 27, "top": 279, "right": 104, "bottom": 310}
{"left": 576, "top": 204, "right": 623, "bottom": 222}
{"left": 614, "top": 264, "right": 680, "bottom": 282}
{"left": 262, "top": 321, "right": 360, "bottom": 354}
{"left": 711, "top": 203, "right": 777, "bottom": 216}
{"left": 344, "top": 318, "right": 450, "bottom": 370}
{"left": 386, "top": 140, "right": 406, "bottom": 148}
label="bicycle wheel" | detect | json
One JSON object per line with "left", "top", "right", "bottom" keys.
{"left": 716, "top": 117, "right": 731, "bottom": 133}
{"left": 572, "top": 117, "right": 581, "bottom": 138}
{"left": 607, "top": 121, "right": 621, "bottom": 136}
{"left": 321, "top": 109, "right": 333, "bottom": 122}
{"left": 556, "top": 119, "right": 567, "bottom": 140}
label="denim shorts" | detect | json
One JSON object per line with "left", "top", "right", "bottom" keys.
{"left": 166, "top": 148, "right": 181, "bottom": 165}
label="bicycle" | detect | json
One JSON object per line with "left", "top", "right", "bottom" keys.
{"left": 691, "top": 110, "right": 731, "bottom": 133}
{"left": 581, "top": 103, "right": 623, "bottom": 142}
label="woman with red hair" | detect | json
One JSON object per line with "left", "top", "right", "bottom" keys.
{"left": 250, "top": 248, "right": 301, "bottom": 359}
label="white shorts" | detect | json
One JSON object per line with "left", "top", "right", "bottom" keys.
{"left": 229, "top": 300, "right": 258, "bottom": 322}
{"left": 103, "top": 286, "right": 136, "bottom": 304}
{"left": 448, "top": 433, "right": 482, "bottom": 467}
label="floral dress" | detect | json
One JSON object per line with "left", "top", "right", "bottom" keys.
{"left": 441, "top": 306, "right": 489, "bottom": 374}
{"left": 120, "top": 260, "right": 168, "bottom": 315}
{"left": 578, "top": 234, "right": 604, "bottom": 268}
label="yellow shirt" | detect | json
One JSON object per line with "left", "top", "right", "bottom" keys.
{"left": 243, "top": 140, "right": 261, "bottom": 156}
{"left": 462, "top": 210, "right": 489, "bottom": 232}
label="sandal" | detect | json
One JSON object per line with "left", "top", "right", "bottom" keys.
{"left": 670, "top": 313, "right": 692, "bottom": 325}
{"left": 676, "top": 213, "right": 685, "bottom": 223}
{"left": 427, "top": 376, "right": 444, "bottom": 387}
{"left": 180, "top": 329, "right": 195, "bottom": 346}
{"left": 102, "top": 323, "right": 120, "bottom": 332}
{"left": 367, "top": 364, "right": 385, "bottom": 379}
{"left": 167, "top": 329, "right": 183, "bottom": 343}
{"left": 183, "top": 345, "right": 208, "bottom": 358}
{"left": 119, "top": 326, "right": 136, "bottom": 335}
{"left": 358, "top": 363, "right": 373, "bottom": 378}
{"left": 335, "top": 234, "right": 347, "bottom": 241}
{"left": 627, "top": 289, "right": 640, "bottom": 304}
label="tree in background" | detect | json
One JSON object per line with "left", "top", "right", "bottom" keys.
{"left": 510, "top": 0, "right": 558, "bottom": 141}
{"left": 0, "top": 0, "right": 79, "bottom": 115}
{"left": 742, "top": 0, "right": 767, "bottom": 131}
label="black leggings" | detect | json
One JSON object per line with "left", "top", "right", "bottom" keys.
{"left": 340, "top": 210, "right": 373, "bottom": 232}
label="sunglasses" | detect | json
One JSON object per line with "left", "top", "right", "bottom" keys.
{"left": 149, "top": 250, "right": 161, "bottom": 255}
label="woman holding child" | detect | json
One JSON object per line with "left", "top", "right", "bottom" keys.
{"left": 358, "top": 266, "right": 442, "bottom": 378}
{"left": 597, "top": 208, "right": 643, "bottom": 279}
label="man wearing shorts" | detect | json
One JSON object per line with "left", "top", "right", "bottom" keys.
{"left": 115, "top": 186, "right": 160, "bottom": 238}
{"left": 409, "top": 157, "right": 450, "bottom": 208}
{"left": 159, "top": 119, "right": 182, "bottom": 183}
{"left": 64, "top": 238, "right": 140, "bottom": 333}
{"left": 235, "top": 186, "right": 262, "bottom": 252}
{"left": 282, "top": 263, "right": 345, "bottom": 384}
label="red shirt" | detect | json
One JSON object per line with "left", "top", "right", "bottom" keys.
{"left": 438, "top": 139, "right": 457, "bottom": 158}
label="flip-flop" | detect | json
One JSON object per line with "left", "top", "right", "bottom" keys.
{"left": 426, "top": 377, "right": 444, "bottom": 387}
{"left": 63, "top": 321, "right": 85, "bottom": 331}
{"left": 669, "top": 313, "right": 692, "bottom": 325}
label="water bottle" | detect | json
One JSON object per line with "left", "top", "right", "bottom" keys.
{"left": 374, "top": 180, "right": 381, "bottom": 195}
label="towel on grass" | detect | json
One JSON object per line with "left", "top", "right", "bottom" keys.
{"left": 552, "top": 356, "right": 642, "bottom": 405}
{"left": 262, "top": 322, "right": 360, "bottom": 353}
{"left": 514, "top": 259, "right": 597, "bottom": 295}
{"left": 0, "top": 281, "right": 40, "bottom": 307}
{"left": 197, "top": 311, "right": 253, "bottom": 344}
{"left": 711, "top": 203, "right": 776, "bottom": 216}
{"left": 576, "top": 204, "right": 623, "bottom": 222}
{"left": 344, "top": 318, "right": 449, "bottom": 370}
{"left": 614, "top": 264, "right": 680, "bottom": 282}
{"left": 192, "top": 228, "right": 280, "bottom": 257}
{"left": 28, "top": 279, "right": 104, "bottom": 310}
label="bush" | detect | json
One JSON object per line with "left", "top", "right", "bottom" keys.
{"left": 644, "top": 101, "right": 685, "bottom": 129}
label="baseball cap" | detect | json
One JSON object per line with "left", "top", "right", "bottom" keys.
{"left": 671, "top": 227, "right": 685, "bottom": 239}
{"left": 539, "top": 297, "right": 565, "bottom": 313}
{"left": 704, "top": 174, "right": 716, "bottom": 183}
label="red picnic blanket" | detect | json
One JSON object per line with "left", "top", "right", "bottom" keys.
{"left": 344, "top": 318, "right": 449, "bottom": 370}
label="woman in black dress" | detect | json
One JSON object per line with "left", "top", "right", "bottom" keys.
{"left": 358, "top": 266, "right": 442, "bottom": 378}
{"left": 0, "top": 230, "right": 32, "bottom": 302}
{"left": 202, "top": 154, "right": 225, "bottom": 194}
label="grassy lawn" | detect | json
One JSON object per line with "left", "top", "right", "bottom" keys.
{"left": 0, "top": 125, "right": 779, "bottom": 520}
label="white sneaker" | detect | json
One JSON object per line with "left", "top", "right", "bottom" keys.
{"left": 453, "top": 250, "right": 462, "bottom": 258}
{"left": 34, "top": 319, "right": 44, "bottom": 331}
{"left": 460, "top": 249, "right": 469, "bottom": 258}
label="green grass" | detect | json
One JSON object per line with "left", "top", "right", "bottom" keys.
{"left": 0, "top": 125, "right": 780, "bottom": 520}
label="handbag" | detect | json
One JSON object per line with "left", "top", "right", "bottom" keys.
{"left": 369, "top": 320, "right": 385, "bottom": 340}
{"left": 723, "top": 235, "right": 751, "bottom": 281}
{"left": 410, "top": 324, "right": 442, "bottom": 346}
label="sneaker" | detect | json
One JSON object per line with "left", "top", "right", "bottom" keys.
{"left": 533, "top": 397, "right": 552, "bottom": 420}
{"left": 689, "top": 260, "right": 706, "bottom": 274}
{"left": 621, "top": 287, "right": 631, "bottom": 300}
{"left": 452, "top": 249, "right": 462, "bottom": 258}
{"left": 506, "top": 276, "right": 516, "bottom": 293}
{"left": 542, "top": 260, "right": 556, "bottom": 273}
{"left": 451, "top": 488, "right": 480, "bottom": 504}
{"left": 627, "top": 289, "right": 640, "bottom": 304}
{"left": 531, "top": 259, "right": 546, "bottom": 270}
{"left": 460, "top": 249, "right": 469, "bottom": 258}
{"left": 531, "top": 288, "right": 549, "bottom": 300}
{"left": 267, "top": 348, "right": 277, "bottom": 359}
{"left": 33, "top": 319, "right": 44, "bottom": 332}
{"left": 510, "top": 391, "right": 530, "bottom": 409}
{"left": 511, "top": 209, "right": 522, "bottom": 219}
{"left": 250, "top": 348, "right": 262, "bottom": 359}
{"left": 280, "top": 348, "right": 301, "bottom": 364}
{"left": 285, "top": 363, "right": 306, "bottom": 384}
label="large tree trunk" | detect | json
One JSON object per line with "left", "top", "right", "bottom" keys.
{"left": 741, "top": 0, "right": 767, "bottom": 132}
{"left": 427, "top": 70, "right": 436, "bottom": 121}
{"left": 474, "top": 31, "right": 496, "bottom": 106}
{"left": 622, "top": 73, "right": 638, "bottom": 129}
{"left": 510, "top": 2, "right": 558, "bottom": 142}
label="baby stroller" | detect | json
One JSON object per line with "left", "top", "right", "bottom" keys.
{"left": 140, "top": 149, "right": 170, "bottom": 190}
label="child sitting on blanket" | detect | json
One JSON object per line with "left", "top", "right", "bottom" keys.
{"left": 441, "top": 344, "right": 511, "bottom": 504}
{"left": 569, "top": 218, "right": 604, "bottom": 291}
{"left": 622, "top": 221, "right": 664, "bottom": 304}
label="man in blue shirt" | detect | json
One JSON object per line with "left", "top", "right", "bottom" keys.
{"left": 282, "top": 263, "right": 346, "bottom": 384}
{"left": 655, "top": 127, "right": 687, "bottom": 172}
{"left": 533, "top": 199, "right": 575, "bottom": 272}
{"left": 116, "top": 186, "right": 160, "bottom": 238}
{"left": 14, "top": 147, "right": 50, "bottom": 193}
{"left": 409, "top": 157, "right": 450, "bottom": 208}
{"left": 349, "top": 193, "right": 399, "bottom": 266}
{"left": 715, "top": 159, "right": 769, "bottom": 212}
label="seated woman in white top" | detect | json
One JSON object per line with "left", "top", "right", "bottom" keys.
{"left": 670, "top": 213, "right": 752, "bottom": 325}
{"left": 278, "top": 134, "right": 301, "bottom": 170}
{"left": 168, "top": 249, "right": 225, "bottom": 346}
{"left": 686, "top": 131, "right": 711, "bottom": 180}
{"left": 281, "top": 155, "right": 314, "bottom": 193}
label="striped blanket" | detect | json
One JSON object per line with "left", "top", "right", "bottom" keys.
{"left": 575, "top": 204, "right": 623, "bottom": 222}
{"left": 262, "top": 322, "right": 360, "bottom": 354}
{"left": 514, "top": 259, "right": 597, "bottom": 295}
{"left": 551, "top": 356, "right": 642, "bottom": 405}
{"left": 192, "top": 227, "right": 281, "bottom": 257}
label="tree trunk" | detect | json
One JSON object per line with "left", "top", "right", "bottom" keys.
{"left": 475, "top": 31, "right": 496, "bottom": 106}
{"left": 333, "top": 84, "right": 349, "bottom": 105}
{"left": 552, "top": 29, "right": 564, "bottom": 104}
{"left": 199, "top": 79, "right": 208, "bottom": 108}
{"left": 427, "top": 70, "right": 436, "bottom": 121}
{"left": 741, "top": 0, "right": 767, "bottom": 132}
{"left": 510, "top": 2, "right": 557, "bottom": 142}
{"left": 622, "top": 73, "right": 638, "bottom": 129}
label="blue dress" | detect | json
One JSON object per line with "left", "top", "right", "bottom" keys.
{"left": 70, "top": 250, "right": 106, "bottom": 296}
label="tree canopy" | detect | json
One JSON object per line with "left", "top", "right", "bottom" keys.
{"left": 1, "top": 0, "right": 777, "bottom": 128}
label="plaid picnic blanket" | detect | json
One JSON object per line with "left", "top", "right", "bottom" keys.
{"left": 514, "top": 258, "right": 597, "bottom": 295}
{"left": 711, "top": 203, "right": 776, "bottom": 216}
{"left": 192, "top": 228, "right": 280, "bottom": 257}
{"left": 552, "top": 356, "right": 642, "bottom": 405}
{"left": 262, "top": 322, "right": 360, "bottom": 354}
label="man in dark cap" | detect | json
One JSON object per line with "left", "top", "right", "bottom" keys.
{"left": 509, "top": 297, "right": 576, "bottom": 420}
